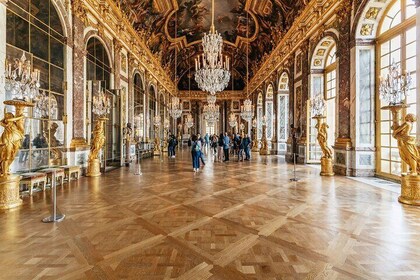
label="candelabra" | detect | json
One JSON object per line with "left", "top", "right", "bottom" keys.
{"left": 87, "top": 91, "right": 111, "bottom": 177}
{"left": 379, "top": 61, "right": 418, "bottom": 206}
{"left": 4, "top": 52, "right": 40, "bottom": 101}
{"left": 310, "top": 95, "right": 334, "bottom": 176}
{"left": 0, "top": 52, "right": 40, "bottom": 209}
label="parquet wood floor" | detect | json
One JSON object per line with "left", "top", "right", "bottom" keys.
{"left": 1, "top": 149, "right": 420, "bottom": 279}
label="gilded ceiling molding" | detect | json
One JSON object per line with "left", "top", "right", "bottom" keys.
{"left": 80, "top": 0, "right": 175, "bottom": 95}
{"left": 72, "top": 0, "right": 89, "bottom": 26}
{"left": 0, "top": 0, "right": 8, "bottom": 6}
{"left": 246, "top": 0, "right": 341, "bottom": 94}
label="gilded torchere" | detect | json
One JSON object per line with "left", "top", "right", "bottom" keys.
{"left": 87, "top": 91, "right": 111, "bottom": 177}
{"left": 0, "top": 100, "right": 34, "bottom": 209}
{"left": 259, "top": 116, "right": 270, "bottom": 155}
{"left": 313, "top": 116, "right": 334, "bottom": 176}
{"left": 87, "top": 117, "right": 107, "bottom": 177}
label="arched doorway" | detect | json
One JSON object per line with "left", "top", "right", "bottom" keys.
{"left": 257, "top": 92, "right": 263, "bottom": 142}
{"left": 6, "top": 0, "right": 66, "bottom": 172}
{"left": 307, "top": 36, "right": 338, "bottom": 163}
{"left": 278, "top": 72, "right": 289, "bottom": 154}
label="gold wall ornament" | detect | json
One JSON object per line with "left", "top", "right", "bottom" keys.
{"left": 86, "top": 117, "right": 107, "bottom": 177}
{"left": 313, "top": 116, "right": 334, "bottom": 176}
{"left": 259, "top": 117, "right": 270, "bottom": 156}
{"left": 360, "top": 24, "right": 374, "bottom": 36}
{"left": 365, "top": 7, "right": 381, "bottom": 20}
{"left": 0, "top": 100, "right": 34, "bottom": 209}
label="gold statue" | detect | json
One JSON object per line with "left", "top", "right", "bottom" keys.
{"left": 316, "top": 122, "right": 333, "bottom": 159}
{"left": 0, "top": 110, "right": 25, "bottom": 177}
{"left": 89, "top": 118, "right": 106, "bottom": 161}
{"left": 392, "top": 114, "right": 420, "bottom": 175}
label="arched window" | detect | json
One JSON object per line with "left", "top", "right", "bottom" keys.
{"left": 266, "top": 85, "right": 274, "bottom": 140}
{"left": 278, "top": 72, "right": 289, "bottom": 153}
{"left": 307, "top": 36, "right": 337, "bottom": 163}
{"left": 6, "top": 0, "right": 66, "bottom": 172}
{"left": 149, "top": 86, "right": 156, "bottom": 139}
{"left": 257, "top": 92, "right": 263, "bottom": 140}
{"left": 377, "top": 0, "right": 416, "bottom": 178}
{"left": 133, "top": 73, "right": 144, "bottom": 140}
{"left": 85, "top": 36, "right": 111, "bottom": 141}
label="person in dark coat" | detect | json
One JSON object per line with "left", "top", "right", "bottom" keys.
{"left": 242, "top": 134, "right": 252, "bottom": 160}
{"left": 223, "top": 132, "right": 230, "bottom": 162}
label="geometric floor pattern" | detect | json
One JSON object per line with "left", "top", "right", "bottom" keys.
{"left": 1, "top": 148, "right": 420, "bottom": 279}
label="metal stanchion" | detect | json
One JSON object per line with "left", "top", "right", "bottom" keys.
{"left": 42, "top": 171, "right": 65, "bottom": 223}
{"left": 290, "top": 153, "right": 299, "bottom": 182}
{"left": 134, "top": 148, "right": 143, "bottom": 176}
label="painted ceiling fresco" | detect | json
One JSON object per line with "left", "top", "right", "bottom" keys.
{"left": 115, "top": 0, "right": 310, "bottom": 91}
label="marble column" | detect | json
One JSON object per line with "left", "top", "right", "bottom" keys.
{"left": 333, "top": 2, "right": 353, "bottom": 175}
{"left": 70, "top": 2, "right": 88, "bottom": 148}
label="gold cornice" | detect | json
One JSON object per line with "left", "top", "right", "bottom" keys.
{"left": 246, "top": 0, "right": 341, "bottom": 94}
{"left": 81, "top": 0, "right": 175, "bottom": 95}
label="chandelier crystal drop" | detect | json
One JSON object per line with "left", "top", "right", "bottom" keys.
{"left": 194, "top": 0, "right": 230, "bottom": 95}
{"left": 92, "top": 90, "right": 111, "bottom": 117}
{"left": 240, "top": 99, "right": 254, "bottom": 122}
{"left": 186, "top": 113, "right": 194, "bottom": 128}
{"left": 4, "top": 51, "right": 41, "bottom": 101}
{"left": 379, "top": 60, "right": 412, "bottom": 106}
{"left": 168, "top": 96, "right": 182, "bottom": 119}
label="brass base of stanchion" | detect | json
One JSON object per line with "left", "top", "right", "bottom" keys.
{"left": 320, "top": 157, "right": 335, "bottom": 176}
{"left": 0, "top": 175, "right": 23, "bottom": 210}
{"left": 399, "top": 174, "right": 420, "bottom": 206}
{"left": 86, "top": 158, "right": 101, "bottom": 177}
{"left": 42, "top": 214, "right": 65, "bottom": 223}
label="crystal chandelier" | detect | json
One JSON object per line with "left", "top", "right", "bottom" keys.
{"left": 153, "top": 115, "right": 161, "bottom": 127}
{"left": 240, "top": 12, "right": 254, "bottom": 122}
{"left": 92, "top": 90, "right": 111, "bottom": 117}
{"left": 4, "top": 51, "right": 41, "bottom": 101}
{"left": 185, "top": 113, "right": 194, "bottom": 128}
{"left": 229, "top": 112, "right": 237, "bottom": 128}
{"left": 203, "top": 102, "right": 220, "bottom": 126}
{"left": 311, "top": 94, "right": 326, "bottom": 117}
{"left": 240, "top": 99, "right": 254, "bottom": 122}
{"left": 379, "top": 60, "right": 412, "bottom": 105}
{"left": 163, "top": 118, "right": 170, "bottom": 129}
{"left": 207, "top": 94, "right": 217, "bottom": 104}
{"left": 168, "top": 96, "right": 182, "bottom": 119}
{"left": 34, "top": 90, "right": 57, "bottom": 118}
{"left": 194, "top": 0, "right": 230, "bottom": 95}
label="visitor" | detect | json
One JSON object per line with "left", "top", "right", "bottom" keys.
{"left": 223, "top": 132, "right": 230, "bottom": 162}
{"left": 238, "top": 134, "right": 244, "bottom": 161}
{"left": 243, "top": 134, "right": 252, "bottom": 160}
{"left": 173, "top": 135, "right": 178, "bottom": 157}
{"left": 211, "top": 134, "right": 218, "bottom": 155}
{"left": 191, "top": 134, "right": 200, "bottom": 172}
{"left": 204, "top": 133, "right": 209, "bottom": 148}
{"left": 217, "top": 133, "right": 224, "bottom": 162}
{"left": 168, "top": 135, "right": 175, "bottom": 158}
